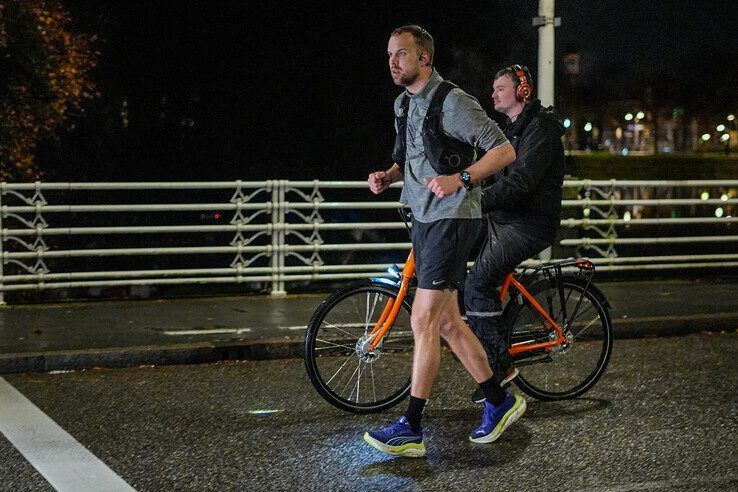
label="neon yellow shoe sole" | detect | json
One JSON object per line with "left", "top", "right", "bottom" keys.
{"left": 469, "top": 394, "right": 527, "bottom": 444}
{"left": 363, "top": 432, "right": 426, "bottom": 458}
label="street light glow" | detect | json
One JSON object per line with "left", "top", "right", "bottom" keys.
{"left": 623, "top": 211, "right": 631, "bottom": 222}
{"left": 584, "top": 122, "right": 593, "bottom": 132}
{"left": 717, "top": 124, "right": 726, "bottom": 132}
{"left": 701, "top": 133, "right": 711, "bottom": 141}
{"left": 728, "top": 114, "right": 736, "bottom": 121}
{"left": 701, "top": 191, "right": 709, "bottom": 201}
{"left": 563, "top": 118, "right": 571, "bottom": 128}
{"left": 721, "top": 133, "right": 730, "bottom": 142}
{"left": 721, "top": 194, "right": 729, "bottom": 201}
{"left": 624, "top": 113, "right": 633, "bottom": 121}
{"left": 636, "top": 111, "right": 645, "bottom": 120}
{"left": 715, "top": 207, "right": 724, "bottom": 218}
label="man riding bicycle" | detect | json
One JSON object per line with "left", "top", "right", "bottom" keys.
{"left": 465, "top": 65, "right": 566, "bottom": 403}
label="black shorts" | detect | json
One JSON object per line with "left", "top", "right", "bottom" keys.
{"left": 411, "top": 218, "right": 482, "bottom": 291}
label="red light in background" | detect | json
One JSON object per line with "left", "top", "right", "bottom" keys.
{"left": 214, "top": 213, "right": 221, "bottom": 219}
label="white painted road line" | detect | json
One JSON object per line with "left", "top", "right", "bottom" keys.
{"left": 163, "top": 328, "right": 252, "bottom": 335}
{"left": 0, "top": 377, "right": 136, "bottom": 492}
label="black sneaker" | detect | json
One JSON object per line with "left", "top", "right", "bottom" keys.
{"left": 471, "top": 366, "right": 519, "bottom": 404}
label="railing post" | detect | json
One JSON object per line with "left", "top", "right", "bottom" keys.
{"left": 269, "top": 180, "right": 287, "bottom": 296}
{"left": 0, "top": 183, "right": 4, "bottom": 306}
{"left": 278, "top": 180, "right": 287, "bottom": 295}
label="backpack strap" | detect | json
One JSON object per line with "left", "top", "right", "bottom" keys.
{"left": 425, "top": 80, "right": 456, "bottom": 120}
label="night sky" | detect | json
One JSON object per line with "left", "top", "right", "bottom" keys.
{"left": 49, "top": 0, "right": 738, "bottom": 182}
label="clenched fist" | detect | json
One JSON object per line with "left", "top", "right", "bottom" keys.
{"left": 368, "top": 171, "right": 392, "bottom": 194}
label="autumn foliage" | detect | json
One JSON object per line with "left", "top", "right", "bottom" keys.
{"left": 0, "top": 1, "right": 98, "bottom": 181}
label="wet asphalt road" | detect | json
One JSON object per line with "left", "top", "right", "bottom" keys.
{"left": 1, "top": 332, "right": 736, "bottom": 491}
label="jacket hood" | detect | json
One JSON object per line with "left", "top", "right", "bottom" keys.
{"left": 507, "top": 99, "right": 566, "bottom": 137}
{"left": 536, "top": 104, "right": 566, "bottom": 136}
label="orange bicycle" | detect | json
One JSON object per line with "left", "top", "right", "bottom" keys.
{"left": 304, "top": 248, "right": 613, "bottom": 414}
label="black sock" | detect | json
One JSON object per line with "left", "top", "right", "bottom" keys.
{"left": 479, "top": 376, "right": 506, "bottom": 406}
{"left": 404, "top": 396, "right": 426, "bottom": 433}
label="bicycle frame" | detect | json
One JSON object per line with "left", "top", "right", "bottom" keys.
{"left": 500, "top": 273, "right": 565, "bottom": 356}
{"left": 367, "top": 248, "right": 591, "bottom": 356}
{"left": 367, "top": 249, "right": 415, "bottom": 350}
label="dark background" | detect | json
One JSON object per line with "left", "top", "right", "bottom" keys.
{"left": 41, "top": 0, "right": 738, "bottom": 182}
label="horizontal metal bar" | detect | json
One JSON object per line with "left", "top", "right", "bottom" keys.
{"left": 1, "top": 222, "right": 410, "bottom": 236}
{"left": 519, "top": 253, "right": 738, "bottom": 266}
{"left": 561, "top": 199, "right": 738, "bottom": 206}
{"left": 0, "top": 272, "right": 393, "bottom": 291}
{"left": 2, "top": 180, "right": 736, "bottom": 192}
{"left": 4, "top": 198, "right": 735, "bottom": 215}
{"left": 0, "top": 263, "right": 409, "bottom": 282}
{"left": 591, "top": 261, "right": 738, "bottom": 271}
{"left": 1, "top": 203, "right": 270, "bottom": 213}
{"left": 287, "top": 181, "right": 403, "bottom": 189}
{"left": 561, "top": 217, "right": 738, "bottom": 227}
{"left": 563, "top": 180, "right": 738, "bottom": 187}
{"left": 0, "top": 182, "right": 270, "bottom": 191}
{"left": 4, "top": 261, "right": 738, "bottom": 291}
{"left": 6, "top": 217, "right": 736, "bottom": 237}
{"left": 559, "top": 236, "right": 738, "bottom": 245}
{"left": 1, "top": 242, "right": 413, "bottom": 259}
{"left": 6, "top": 254, "right": 737, "bottom": 283}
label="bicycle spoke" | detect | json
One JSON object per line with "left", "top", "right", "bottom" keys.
{"left": 324, "top": 352, "right": 357, "bottom": 386}
{"left": 355, "top": 360, "right": 363, "bottom": 402}
{"left": 570, "top": 316, "right": 599, "bottom": 339}
{"left": 314, "top": 338, "right": 354, "bottom": 351}
{"left": 321, "top": 321, "right": 360, "bottom": 339}
{"left": 366, "top": 293, "right": 381, "bottom": 334}
{"left": 370, "top": 361, "right": 377, "bottom": 403}
{"left": 341, "top": 359, "right": 362, "bottom": 400}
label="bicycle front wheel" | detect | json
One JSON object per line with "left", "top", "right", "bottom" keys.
{"left": 304, "top": 282, "right": 414, "bottom": 414}
{"left": 505, "top": 275, "right": 613, "bottom": 401}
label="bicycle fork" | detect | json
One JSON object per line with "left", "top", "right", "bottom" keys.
{"left": 363, "top": 250, "right": 416, "bottom": 352}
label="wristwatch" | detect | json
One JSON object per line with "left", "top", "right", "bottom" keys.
{"left": 459, "top": 170, "right": 473, "bottom": 190}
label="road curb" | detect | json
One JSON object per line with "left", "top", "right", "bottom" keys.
{"left": 0, "top": 339, "right": 306, "bottom": 375}
{"left": 1, "top": 315, "right": 735, "bottom": 375}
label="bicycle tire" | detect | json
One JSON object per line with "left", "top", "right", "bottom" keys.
{"left": 304, "top": 281, "right": 414, "bottom": 414}
{"left": 504, "top": 274, "right": 613, "bottom": 401}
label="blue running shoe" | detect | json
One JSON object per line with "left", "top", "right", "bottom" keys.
{"left": 469, "top": 392, "right": 526, "bottom": 443}
{"left": 364, "top": 416, "right": 426, "bottom": 457}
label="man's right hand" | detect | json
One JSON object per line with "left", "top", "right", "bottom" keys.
{"left": 368, "top": 171, "right": 392, "bottom": 194}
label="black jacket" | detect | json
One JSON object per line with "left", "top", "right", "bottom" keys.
{"left": 481, "top": 99, "right": 566, "bottom": 240}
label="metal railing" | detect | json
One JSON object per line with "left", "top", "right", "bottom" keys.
{"left": 1, "top": 179, "right": 737, "bottom": 301}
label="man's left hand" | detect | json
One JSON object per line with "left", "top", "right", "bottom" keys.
{"left": 424, "top": 175, "right": 462, "bottom": 198}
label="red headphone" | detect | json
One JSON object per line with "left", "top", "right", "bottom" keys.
{"left": 512, "top": 64, "right": 533, "bottom": 103}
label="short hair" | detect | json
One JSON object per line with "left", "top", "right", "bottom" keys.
{"left": 391, "top": 25, "right": 434, "bottom": 65}
{"left": 494, "top": 65, "right": 534, "bottom": 91}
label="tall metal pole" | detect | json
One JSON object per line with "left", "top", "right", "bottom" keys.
{"left": 534, "top": 0, "right": 559, "bottom": 261}
{"left": 535, "top": 0, "right": 558, "bottom": 108}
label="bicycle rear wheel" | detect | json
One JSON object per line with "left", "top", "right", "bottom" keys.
{"left": 504, "top": 275, "right": 613, "bottom": 401}
{"left": 304, "top": 281, "right": 414, "bottom": 414}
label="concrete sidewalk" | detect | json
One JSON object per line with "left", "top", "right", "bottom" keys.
{"left": 1, "top": 278, "right": 736, "bottom": 374}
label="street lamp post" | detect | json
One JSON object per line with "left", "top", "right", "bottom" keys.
{"left": 533, "top": 0, "right": 560, "bottom": 108}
